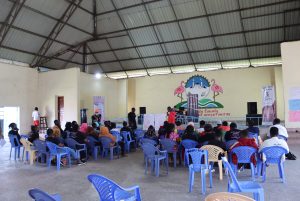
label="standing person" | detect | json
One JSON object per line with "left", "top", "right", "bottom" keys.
{"left": 167, "top": 106, "right": 176, "bottom": 124}
{"left": 32, "top": 107, "right": 40, "bottom": 126}
{"left": 128, "top": 108, "right": 137, "bottom": 130}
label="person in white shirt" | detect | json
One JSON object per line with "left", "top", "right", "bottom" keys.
{"left": 260, "top": 127, "right": 289, "bottom": 161}
{"left": 267, "top": 118, "right": 288, "bottom": 139}
{"left": 32, "top": 107, "right": 40, "bottom": 126}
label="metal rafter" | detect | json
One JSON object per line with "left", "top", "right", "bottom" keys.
{"left": 96, "top": 0, "right": 299, "bottom": 37}
{"left": 31, "top": 0, "right": 83, "bottom": 67}
{"left": 82, "top": 43, "right": 87, "bottom": 72}
{"left": 110, "top": 0, "right": 149, "bottom": 75}
{"left": 64, "top": 0, "right": 93, "bottom": 15}
{"left": 86, "top": 44, "right": 107, "bottom": 76}
{"left": 93, "top": 0, "right": 97, "bottom": 38}
{"left": 0, "top": 0, "right": 26, "bottom": 47}
{"left": 62, "top": 44, "right": 82, "bottom": 69}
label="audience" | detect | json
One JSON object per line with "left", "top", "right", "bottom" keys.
{"left": 268, "top": 118, "right": 288, "bottom": 139}
{"left": 8, "top": 123, "right": 21, "bottom": 146}
{"left": 213, "top": 120, "right": 222, "bottom": 133}
{"left": 28, "top": 125, "right": 39, "bottom": 143}
{"left": 79, "top": 123, "right": 88, "bottom": 134}
{"left": 165, "top": 123, "right": 179, "bottom": 141}
{"left": 219, "top": 121, "right": 230, "bottom": 132}
{"left": 207, "top": 130, "right": 227, "bottom": 151}
{"left": 53, "top": 120, "right": 63, "bottom": 135}
{"left": 175, "top": 121, "right": 185, "bottom": 131}
{"left": 158, "top": 121, "right": 168, "bottom": 139}
{"left": 199, "top": 124, "right": 215, "bottom": 144}
{"left": 182, "top": 125, "right": 198, "bottom": 142}
{"left": 120, "top": 121, "right": 135, "bottom": 140}
{"left": 197, "top": 120, "right": 206, "bottom": 134}
{"left": 224, "top": 122, "right": 240, "bottom": 142}
{"left": 246, "top": 120, "right": 260, "bottom": 135}
{"left": 144, "top": 125, "right": 158, "bottom": 144}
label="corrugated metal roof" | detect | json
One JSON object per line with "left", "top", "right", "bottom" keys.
{"left": 215, "top": 34, "right": 245, "bottom": 48}
{"left": 119, "top": 6, "right": 150, "bottom": 28}
{"left": 209, "top": 12, "right": 243, "bottom": 34}
{"left": 87, "top": 40, "right": 111, "bottom": 52}
{"left": 68, "top": 8, "right": 93, "bottom": 34}
{"left": 97, "top": 12, "right": 124, "bottom": 34}
{"left": 179, "top": 18, "right": 211, "bottom": 38}
{"left": 144, "top": 56, "right": 168, "bottom": 67}
{"left": 219, "top": 48, "right": 248, "bottom": 60}
{"left": 204, "top": 0, "right": 239, "bottom": 14}
{"left": 25, "top": 0, "right": 69, "bottom": 18}
{"left": 0, "top": 0, "right": 13, "bottom": 21}
{"left": 107, "top": 36, "right": 133, "bottom": 49}
{"left": 96, "top": 0, "right": 114, "bottom": 13}
{"left": 138, "top": 44, "right": 163, "bottom": 57}
{"left": 56, "top": 25, "right": 90, "bottom": 45}
{"left": 171, "top": 0, "right": 205, "bottom": 19}
{"left": 0, "top": 47, "right": 34, "bottom": 64}
{"left": 155, "top": 23, "right": 183, "bottom": 42}
{"left": 120, "top": 59, "right": 144, "bottom": 70}
{"left": 192, "top": 51, "right": 218, "bottom": 63}
{"left": 114, "top": 48, "right": 139, "bottom": 60}
{"left": 94, "top": 52, "right": 117, "bottom": 62}
{"left": 163, "top": 41, "right": 188, "bottom": 54}
{"left": 101, "top": 62, "right": 122, "bottom": 72}
{"left": 147, "top": 0, "right": 175, "bottom": 23}
{"left": 168, "top": 53, "right": 192, "bottom": 65}
{"left": 129, "top": 27, "right": 158, "bottom": 45}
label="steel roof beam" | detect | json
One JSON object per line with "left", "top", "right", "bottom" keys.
{"left": 31, "top": 0, "right": 83, "bottom": 67}
{"left": 86, "top": 44, "right": 107, "bottom": 76}
{"left": 64, "top": 0, "right": 93, "bottom": 15}
{"left": 62, "top": 44, "right": 82, "bottom": 69}
{"left": 242, "top": 8, "right": 300, "bottom": 20}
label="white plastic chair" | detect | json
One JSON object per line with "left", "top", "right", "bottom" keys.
{"left": 20, "top": 138, "right": 37, "bottom": 165}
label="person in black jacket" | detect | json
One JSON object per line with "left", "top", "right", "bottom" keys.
{"left": 207, "top": 130, "right": 227, "bottom": 151}
{"left": 28, "top": 125, "right": 39, "bottom": 143}
{"left": 128, "top": 108, "right": 137, "bottom": 130}
{"left": 182, "top": 125, "right": 198, "bottom": 142}
{"left": 120, "top": 121, "right": 135, "bottom": 140}
{"left": 8, "top": 123, "right": 21, "bottom": 146}
{"left": 224, "top": 122, "right": 240, "bottom": 141}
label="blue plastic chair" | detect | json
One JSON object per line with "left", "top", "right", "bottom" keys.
{"left": 230, "top": 146, "right": 257, "bottom": 180}
{"left": 258, "top": 146, "right": 288, "bottom": 183}
{"left": 134, "top": 129, "right": 144, "bottom": 146}
{"left": 225, "top": 140, "right": 237, "bottom": 150}
{"left": 248, "top": 132, "right": 259, "bottom": 145}
{"left": 34, "top": 140, "right": 49, "bottom": 165}
{"left": 142, "top": 143, "right": 168, "bottom": 177}
{"left": 46, "top": 142, "right": 71, "bottom": 171}
{"left": 278, "top": 135, "right": 287, "bottom": 141}
{"left": 140, "top": 138, "right": 157, "bottom": 146}
{"left": 121, "top": 131, "right": 136, "bottom": 153}
{"left": 100, "top": 137, "right": 120, "bottom": 160}
{"left": 87, "top": 136, "right": 101, "bottom": 160}
{"left": 222, "top": 157, "right": 264, "bottom": 201}
{"left": 160, "top": 139, "right": 180, "bottom": 168}
{"left": 28, "top": 188, "right": 61, "bottom": 201}
{"left": 186, "top": 148, "right": 212, "bottom": 195}
{"left": 181, "top": 139, "right": 198, "bottom": 166}
{"left": 87, "top": 174, "right": 141, "bottom": 201}
{"left": 65, "top": 138, "right": 87, "bottom": 159}
{"left": 8, "top": 135, "right": 23, "bottom": 160}
{"left": 111, "top": 131, "right": 122, "bottom": 142}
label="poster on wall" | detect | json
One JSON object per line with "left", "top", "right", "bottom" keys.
{"left": 143, "top": 114, "right": 155, "bottom": 130}
{"left": 262, "top": 86, "right": 276, "bottom": 125}
{"left": 288, "top": 87, "right": 300, "bottom": 122}
{"left": 154, "top": 114, "right": 167, "bottom": 131}
{"left": 93, "top": 96, "right": 105, "bottom": 123}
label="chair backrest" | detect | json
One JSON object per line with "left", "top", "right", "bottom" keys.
{"left": 34, "top": 140, "right": 48, "bottom": 154}
{"left": 87, "top": 174, "right": 125, "bottom": 201}
{"left": 121, "top": 131, "right": 132, "bottom": 142}
{"left": 181, "top": 139, "right": 198, "bottom": 149}
{"left": 221, "top": 157, "right": 242, "bottom": 191}
{"left": 65, "top": 138, "right": 79, "bottom": 150}
{"left": 100, "top": 137, "right": 113, "bottom": 149}
{"left": 46, "top": 141, "right": 59, "bottom": 155}
{"left": 160, "top": 139, "right": 176, "bottom": 153}
{"left": 201, "top": 145, "right": 225, "bottom": 162}
{"left": 134, "top": 129, "right": 144, "bottom": 138}
{"left": 225, "top": 140, "right": 237, "bottom": 150}
{"left": 205, "top": 192, "right": 255, "bottom": 201}
{"left": 248, "top": 132, "right": 259, "bottom": 144}
{"left": 20, "top": 138, "right": 32, "bottom": 150}
{"left": 260, "top": 146, "right": 288, "bottom": 163}
{"left": 111, "top": 131, "right": 121, "bottom": 142}
{"left": 141, "top": 143, "right": 158, "bottom": 158}
{"left": 186, "top": 148, "right": 209, "bottom": 168}
{"left": 8, "top": 135, "right": 21, "bottom": 147}
{"left": 28, "top": 188, "right": 57, "bottom": 201}
{"left": 231, "top": 146, "right": 257, "bottom": 163}
{"left": 278, "top": 135, "right": 287, "bottom": 141}
{"left": 140, "top": 138, "right": 156, "bottom": 146}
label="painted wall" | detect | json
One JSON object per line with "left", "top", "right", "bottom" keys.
{"left": 128, "top": 66, "right": 284, "bottom": 120}
{"left": 281, "top": 40, "right": 300, "bottom": 128}
{"left": 79, "top": 73, "right": 127, "bottom": 121}
{"left": 0, "top": 63, "right": 38, "bottom": 132}
{"left": 38, "top": 68, "right": 80, "bottom": 128}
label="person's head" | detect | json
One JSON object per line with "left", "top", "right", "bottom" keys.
{"left": 199, "top": 120, "right": 206, "bottom": 127}
{"left": 8, "top": 123, "right": 17, "bottom": 130}
{"left": 147, "top": 125, "right": 155, "bottom": 136}
{"left": 248, "top": 120, "right": 255, "bottom": 127}
{"left": 167, "top": 106, "right": 172, "bottom": 112}
{"left": 31, "top": 125, "right": 37, "bottom": 132}
{"left": 204, "top": 124, "right": 213, "bottom": 132}
{"left": 65, "top": 122, "right": 72, "bottom": 131}
{"left": 123, "top": 121, "right": 128, "bottom": 127}
{"left": 273, "top": 118, "right": 281, "bottom": 125}
{"left": 214, "top": 129, "right": 223, "bottom": 140}
{"left": 166, "top": 123, "right": 175, "bottom": 134}
{"left": 54, "top": 120, "right": 60, "bottom": 126}
{"left": 185, "top": 125, "right": 194, "bottom": 135}
{"left": 216, "top": 120, "right": 222, "bottom": 126}
{"left": 72, "top": 124, "right": 79, "bottom": 132}
{"left": 163, "top": 121, "right": 169, "bottom": 128}
{"left": 187, "top": 122, "right": 195, "bottom": 127}
{"left": 52, "top": 127, "right": 60, "bottom": 138}
{"left": 110, "top": 122, "right": 116, "bottom": 129}
{"left": 131, "top": 108, "right": 135, "bottom": 113}
{"left": 270, "top": 126, "right": 279, "bottom": 137}
{"left": 104, "top": 121, "right": 110, "bottom": 128}
{"left": 71, "top": 121, "right": 78, "bottom": 126}
{"left": 47, "top": 128, "right": 53, "bottom": 137}
{"left": 175, "top": 121, "right": 181, "bottom": 127}
{"left": 222, "top": 121, "right": 228, "bottom": 126}
{"left": 86, "top": 126, "right": 95, "bottom": 134}
{"left": 239, "top": 130, "right": 249, "bottom": 138}
{"left": 34, "top": 107, "right": 38, "bottom": 111}
{"left": 230, "top": 122, "right": 237, "bottom": 129}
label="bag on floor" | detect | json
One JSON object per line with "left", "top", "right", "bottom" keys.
{"left": 286, "top": 152, "right": 297, "bottom": 160}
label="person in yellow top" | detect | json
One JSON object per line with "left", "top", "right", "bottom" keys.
{"left": 99, "top": 121, "right": 125, "bottom": 156}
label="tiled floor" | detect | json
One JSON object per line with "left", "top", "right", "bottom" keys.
{"left": 0, "top": 133, "right": 300, "bottom": 201}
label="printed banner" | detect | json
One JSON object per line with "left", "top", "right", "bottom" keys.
{"left": 262, "top": 86, "right": 276, "bottom": 125}
{"left": 288, "top": 87, "right": 300, "bottom": 122}
{"left": 93, "top": 96, "right": 105, "bottom": 123}
{"left": 143, "top": 114, "right": 155, "bottom": 130}
{"left": 154, "top": 114, "right": 167, "bottom": 131}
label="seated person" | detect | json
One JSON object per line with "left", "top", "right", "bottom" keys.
{"left": 92, "top": 122, "right": 100, "bottom": 132}
{"left": 246, "top": 120, "right": 259, "bottom": 135}
{"left": 8, "top": 123, "right": 21, "bottom": 146}
{"left": 120, "top": 121, "right": 135, "bottom": 140}
{"left": 46, "top": 128, "right": 85, "bottom": 164}
{"left": 28, "top": 125, "right": 39, "bottom": 143}
{"left": 198, "top": 124, "right": 215, "bottom": 144}
{"left": 207, "top": 130, "right": 227, "bottom": 151}
{"left": 260, "top": 127, "right": 289, "bottom": 162}
{"left": 230, "top": 130, "right": 258, "bottom": 166}
{"left": 158, "top": 121, "right": 169, "bottom": 139}
{"left": 224, "top": 122, "right": 240, "bottom": 142}
{"left": 79, "top": 123, "right": 88, "bottom": 135}
{"left": 110, "top": 122, "right": 120, "bottom": 133}
{"left": 219, "top": 121, "right": 230, "bottom": 132}
{"left": 144, "top": 125, "right": 158, "bottom": 144}
{"left": 165, "top": 123, "right": 179, "bottom": 142}
{"left": 62, "top": 122, "right": 73, "bottom": 139}
{"left": 182, "top": 125, "right": 198, "bottom": 142}
{"left": 197, "top": 120, "right": 206, "bottom": 134}
{"left": 268, "top": 118, "right": 288, "bottom": 139}
{"left": 53, "top": 120, "right": 63, "bottom": 135}
{"left": 213, "top": 120, "right": 222, "bottom": 133}
{"left": 175, "top": 121, "right": 185, "bottom": 131}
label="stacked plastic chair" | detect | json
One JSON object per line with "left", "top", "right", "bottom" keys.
{"left": 46, "top": 142, "right": 71, "bottom": 171}
{"left": 121, "top": 131, "right": 136, "bottom": 153}
{"left": 201, "top": 145, "right": 226, "bottom": 180}
{"left": 205, "top": 192, "right": 255, "bottom": 201}
{"left": 258, "top": 146, "right": 288, "bottom": 183}
{"left": 9, "top": 135, "right": 23, "bottom": 160}
{"left": 28, "top": 188, "right": 61, "bottom": 201}
{"left": 142, "top": 143, "right": 168, "bottom": 177}
{"left": 181, "top": 139, "right": 198, "bottom": 166}
{"left": 65, "top": 138, "right": 87, "bottom": 160}
{"left": 20, "top": 138, "right": 37, "bottom": 165}
{"left": 222, "top": 157, "right": 264, "bottom": 201}
{"left": 100, "top": 137, "right": 120, "bottom": 160}
{"left": 87, "top": 174, "right": 141, "bottom": 201}
{"left": 186, "top": 148, "right": 213, "bottom": 195}
{"left": 160, "top": 138, "right": 179, "bottom": 168}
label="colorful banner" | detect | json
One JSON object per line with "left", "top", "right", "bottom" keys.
{"left": 262, "top": 86, "right": 276, "bottom": 125}
{"left": 288, "top": 87, "right": 300, "bottom": 122}
{"left": 93, "top": 96, "right": 105, "bottom": 123}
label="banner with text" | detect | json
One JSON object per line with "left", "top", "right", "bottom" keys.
{"left": 262, "top": 86, "right": 276, "bottom": 125}
{"left": 93, "top": 96, "right": 105, "bottom": 123}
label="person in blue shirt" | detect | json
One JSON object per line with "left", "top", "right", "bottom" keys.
{"left": 246, "top": 120, "right": 260, "bottom": 136}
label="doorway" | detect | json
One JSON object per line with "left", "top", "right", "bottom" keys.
{"left": 57, "top": 96, "right": 64, "bottom": 123}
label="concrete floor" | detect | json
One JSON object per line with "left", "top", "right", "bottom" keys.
{"left": 1, "top": 133, "right": 300, "bottom": 201}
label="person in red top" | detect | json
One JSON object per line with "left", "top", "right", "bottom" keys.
{"left": 167, "top": 106, "right": 176, "bottom": 124}
{"left": 219, "top": 121, "right": 230, "bottom": 132}
{"left": 230, "top": 130, "right": 258, "bottom": 165}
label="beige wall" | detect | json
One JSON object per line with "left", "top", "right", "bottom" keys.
{"left": 281, "top": 40, "right": 300, "bottom": 128}
{"left": 38, "top": 68, "right": 80, "bottom": 128}
{"left": 128, "top": 66, "right": 284, "bottom": 120}
{"left": 0, "top": 63, "right": 38, "bottom": 132}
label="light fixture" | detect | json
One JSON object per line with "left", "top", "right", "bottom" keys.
{"left": 95, "top": 73, "right": 101, "bottom": 79}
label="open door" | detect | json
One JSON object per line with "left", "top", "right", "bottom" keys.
{"left": 57, "top": 96, "right": 64, "bottom": 123}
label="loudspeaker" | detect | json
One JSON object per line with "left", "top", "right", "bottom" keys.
{"left": 139, "top": 107, "right": 146, "bottom": 114}
{"left": 246, "top": 114, "right": 262, "bottom": 125}
{"left": 247, "top": 102, "right": 257, "bottom": 115}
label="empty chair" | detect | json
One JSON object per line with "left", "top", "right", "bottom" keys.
{"left": 20, "top": 138, "right": 37, "bottom": 165}
{"left": 121, "top": 131, "right": 136, "bottom": 152}
{"left": 258, "top": 146, "right": 288, "bottom": 183}
{"left": 186, "top": 148, "right": 213, "bottom": 195}
{"left": 181, "top": 139, "right": 198, "bottom": 166}
{"left": 87, "top": 136, "right": 101, "bottom": 160}
{"left": 160, "top": 138, "right": 180, "bottom": 168}
{"left": 230, "top": 146, "right": 257, "bottom": 180}
{"left": 87, "top": 174, "right": 141, "bottom": 201}
{"left": 9, "top": 135, "right": 23, "bottom": 160}
{"left": 142, "top": 143, "right": 168, "bottom": 177}
{"left": 100, "top": 137, "right": 120, "bottom": 160}
{"left": 46, "top": 142, "right": 71, "bottom": 171}
{"left": 65, "top": 138, "right": 87, "bottom": 160}
{"left": 222, "top": 157, "right": 264, "bottom": 201}
{"left": 201, "top": 145, "right": 226, "bottom": 180}
{"left": 28, "top": 188, "right": 61, "bottom": 201}
{"left": 205, "top": 192, "right": 255, "bottom": 201}
{"left": 34, "top": 140, "right": 49, "bottom": 165}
